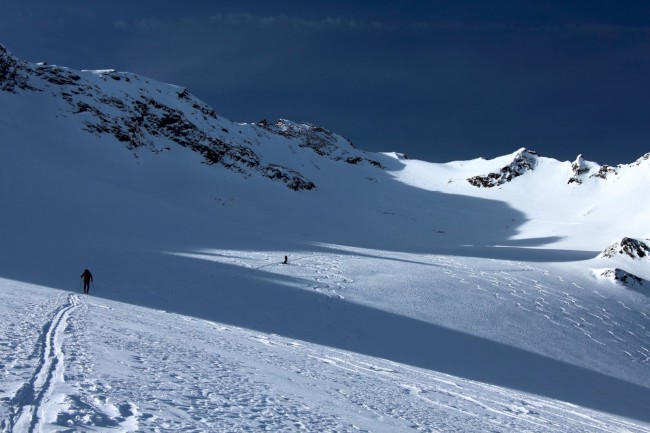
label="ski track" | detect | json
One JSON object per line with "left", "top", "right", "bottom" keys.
{"left": 0, "top": 290, "right": 139, "bottom": 433}
{"left": 1, "top": 293, "right": 80, "bottom": 433}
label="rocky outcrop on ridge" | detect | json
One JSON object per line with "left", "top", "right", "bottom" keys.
{"left": 568, "top": 154, "right": 600, "bottom": 184}
{"left": 600, "top": 238, "right": 650, "bottom": 260}
{"left": 467, "top": 149, "right": 539, "bottom": 188}
{"left": 257, "top": 119, "right": 384, "bottom": 168}
{"left": 0, "top": 44, "right": 386, "bottom": 191}
{"left": 597, "top": 268, "right": 645, "bottom": 289}
{"left": 0, "top": 45, "right": 33, "bottom": 92}
{"left": 596, "top": 238, "right": 649, "bottom": 290}
{"left": 568, "top": 153, "right": 650, "bottom": 184}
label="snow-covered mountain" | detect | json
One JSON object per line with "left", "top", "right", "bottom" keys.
{"left": 2, "top": 45, "right": 650, "bottom": 432}
{"left": 0, "top": 44, "right": 382, "bottom": 191}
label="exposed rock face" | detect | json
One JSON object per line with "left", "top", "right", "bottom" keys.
{"left": 467, "top": 149, "right": 538, "bottom": 188}
{"left": 465, "top": 149, "right": 648, "bottom": 188}
{"left": 597, "top": 238, "right": 649, "bottom": 290}
{"left": 0, "top": 44, "right": 31, "bottom": 92}
{"left": 568, "top": 155, "right": 589, "bottom": 184}
{"left": 0, "top": 46, "right": 383, "bottom": 191}
{"left": 590, "top": 165, "right": 618, "bottom": 180}
{"left": 258, "top": 119, "right": 384, "bottom": 169}
{"left": 599, "top": 268, "right": 644, "bottom": 288}
{"left": 567, "top": 154, "right": 606, "bottom": 184}
{"left": 600, "top": 238, "right": 650, "bottom": 260}
{"left": 568, "top": 152, "right": 650, "bottom": 184}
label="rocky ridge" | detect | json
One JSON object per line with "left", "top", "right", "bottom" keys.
{"left": 595, "top": 237, "right": 650, "bottom": 290}
{"left": 568, "top": 153, "right": 650, "bottom": 184}
{"left": 0, "top": 44, "right": 382, "bottom": 191}
{"left": 600, "top": 238, "right": 650, "bottom": 260}
{"left": 464, "top": 146, "right": 650, "bottom": 188}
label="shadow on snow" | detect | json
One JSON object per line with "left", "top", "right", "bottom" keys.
{"left": 51, "top": 250, "right": 650, "bottom": 423}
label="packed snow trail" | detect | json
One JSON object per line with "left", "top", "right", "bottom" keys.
{"left": 0, "top": 287, "right": 139, "bottom": 433}
{"left": 2, "top": 293, "right": 79, "bottom": 432}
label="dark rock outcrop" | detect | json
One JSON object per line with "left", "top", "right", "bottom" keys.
{"left": 257, "top": 119, "right": 384, "bottom": 169}
{"left": 568, "top": 155, "right": 590, "bottom": 184}
{"left": 0, "top": 44, "right": 31, "bottom": 92}
{"left": 467, "top": 149, "right": 538, "bottom": 188}
{"left": 599, "top": 268, "right": 644, "bottom": 288}
{"left": 600, "top": 238, "right": 650, "bottom": 260}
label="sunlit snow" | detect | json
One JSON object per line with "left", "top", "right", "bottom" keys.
{"left": 1, "top": 45, "right": 649, "bottom": 432}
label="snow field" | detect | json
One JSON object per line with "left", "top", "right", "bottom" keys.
{"left": 1, "top": 277, "right": 648, "bottom": 432}
{"left": 176, "top": 246, "right": 650, "bottom": 382}
{"left": 2, "top": 46, "right": 650, "bottom": 431}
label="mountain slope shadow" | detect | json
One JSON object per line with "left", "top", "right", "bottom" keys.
{"left": 79, "top": 251, "right": 650, "bottom": 424}
{"left": 207, "top": 161, "right": 595, "bottom": 261}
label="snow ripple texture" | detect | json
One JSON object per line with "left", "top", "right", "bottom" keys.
{"left": 1, "top": 273, "right": 649, "bottom": 432}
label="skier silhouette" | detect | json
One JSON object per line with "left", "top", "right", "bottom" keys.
{"left": 283, "top": 255, "right": 288, "bottom": 264}
{"left": 80, "top": 268, "right": 93, "bottom": 294}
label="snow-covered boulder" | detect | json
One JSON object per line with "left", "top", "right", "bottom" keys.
{"left": 467, "top": 148, "right": 538, "bottom": 188}
{"left": 599, "top": 237, "right": 650, "bottom": 260}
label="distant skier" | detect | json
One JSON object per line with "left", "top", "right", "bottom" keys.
{"left": 283, "top": 255, "right": 288, "bottom": 264}
{"left": 80, "top": 268, "right": 93, "bottom": 294}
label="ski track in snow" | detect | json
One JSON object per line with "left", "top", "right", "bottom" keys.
{"left": 1, "top": 292, "right": 80, "bottom": 432}
{"left": 0, "top": 289, "right": 138, "bottom": 433}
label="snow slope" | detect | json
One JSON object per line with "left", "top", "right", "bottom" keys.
{"left": 1, "top": 280, "right": 648, "bottom": 432}
{"left": 1, "top": 45, "right": 650, "bottom": 431}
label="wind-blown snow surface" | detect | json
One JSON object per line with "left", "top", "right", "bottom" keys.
{"left": 1, "top": 279, "right": 648, "bottom": 432}
{"left": 1, "top": 46, "right": 650, "bottom": 431}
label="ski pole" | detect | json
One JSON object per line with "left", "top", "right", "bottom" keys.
{"left": 92, "top": 281, "right": 96, "bottom": 295}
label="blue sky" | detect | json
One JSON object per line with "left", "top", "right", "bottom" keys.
{"left": 1, "top": 0, "right": 648, "bottom": 164}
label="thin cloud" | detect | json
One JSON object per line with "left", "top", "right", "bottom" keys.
{"left": 406, "top": 21, "right": 650, "bottom": 34}
{"left": 114, "top": 13, "right": 385, "bottom": 34}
